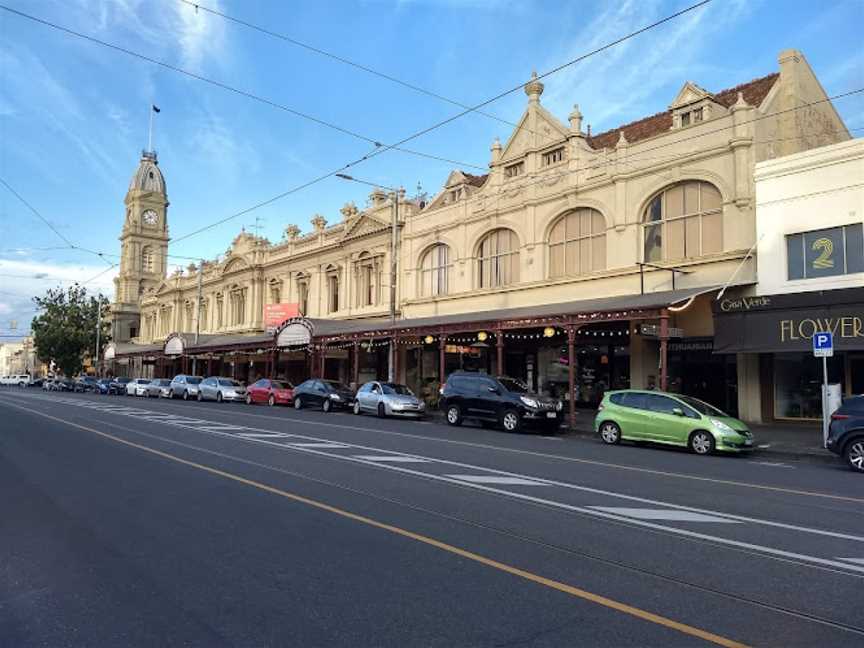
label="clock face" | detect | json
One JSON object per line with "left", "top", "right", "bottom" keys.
{"left": 142, "top": 210, "right": 158, "bottom": 226}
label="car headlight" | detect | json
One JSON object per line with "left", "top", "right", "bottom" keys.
{"left": 330, "top": 394, "right": 342, "bottom": 401}
{"left": 520, "top": 396, "right": 539, "bottom": 408}
{"left": 710, "top": 418, "right": 736, "bottom": 435}
{"left": 556, "top": 400, "right": 563, "bottom": 411}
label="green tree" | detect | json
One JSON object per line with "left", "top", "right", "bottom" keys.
{"left": 31, "top": 285, "right": 111, "bottom": 377}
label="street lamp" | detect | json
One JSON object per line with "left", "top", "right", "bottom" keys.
{"left": 337, "top": 174, "right": 404, "bottom": 382}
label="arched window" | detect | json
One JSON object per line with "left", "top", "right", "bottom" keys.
{"left": 229, "top": 286, "right": 246, "bottom": 326}
{"left": 184, "top": 301, "right": 194, "bottom": 332}
{"left": 355, "top": 253, "right": 379, "bottom": 307}
{"left": 325, "top": 266, "right": 340, "bottom": 313}
{"left": 199, "top": 298, "right": 208, "bottom": 333}
{"left": 419, "top": 244, "right": 451, "bottom": 297}
{"left": 141, "top": 246, "right": 154, "bottom": 273}
{"left": 549, "top": 208, "right": 606, "bottom": 277}
{"left": 296, "top": 274, "right": 309, "bottom": 315}
{"left": 643, "top": 181, "right": 722, "bottom": 262}
{"left": 215, "top": 293, "right": 224, "bottom": 329}
{"left": 269, "top": 279, "right": 282, "bottom": 305}
{"left": 477, "top": 229, "right": 519, "bottom": 288}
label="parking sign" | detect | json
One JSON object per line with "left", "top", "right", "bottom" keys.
{"left": 812, "top": 331, "right": 833, "bottom": 358}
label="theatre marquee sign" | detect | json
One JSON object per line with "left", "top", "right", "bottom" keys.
{"left": 713, "top": 288, "right": 864, "bottom": 353}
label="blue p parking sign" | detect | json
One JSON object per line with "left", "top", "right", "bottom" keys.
{"left": 813, "top": 331, "right": 834, "bottom": 358}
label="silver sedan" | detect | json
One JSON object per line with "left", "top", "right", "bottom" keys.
{"left": 352, "top": 382, "right": 426, "bottom": 418}
{"left": 198, "top": 377, "right": 247, "bottom": 403}
{"left": 145, "top": 378, "right": 173, "bottom": 398}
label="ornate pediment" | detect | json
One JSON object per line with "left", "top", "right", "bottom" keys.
{"left": 340, "top": 213, "right": 389, "bottom": 241}
{"left": 670, "top": 81, "right": 712, "bottom": 109}
{"left": 221, "top": 255, "right": 251, "bottom": 275}
{"left": 500, "top": 105, "right": 568, "bottom": 161}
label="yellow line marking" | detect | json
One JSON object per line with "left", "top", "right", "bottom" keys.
{"left": 2, "top": 399, "right": 749, "bottom": 648}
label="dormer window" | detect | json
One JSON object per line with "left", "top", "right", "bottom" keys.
{"left": 693, "top": 107, "right": 703, "bottom": 122}
{"left": 504, "top": 161, "right": 524, "bottom": 178}
{"left": 542, "top": 147, "right": 565, "bottom": 166}
{"left": 680, "top": 112, "right": 691, "bottom": 127}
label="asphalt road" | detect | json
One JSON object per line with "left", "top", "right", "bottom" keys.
{"left": 2, "top": 389, "right": 863, "bottom": 647}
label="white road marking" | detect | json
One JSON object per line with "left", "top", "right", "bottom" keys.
{"left": 286, "top": 442, "right": 350, "bottom": 449}
{"left": 588, "top": 507, "right": 741, "bottom": 523}
{"left": 237, "top": 432, "right": 291, "bottom": 438}
{"left": 838, "top": 558, "right": 864, "bottom": 565}
{"left": 748, "top": 461, "right": 793, "bottom": 468}
{"left": 446, "top": 475, "right": 550, "bottom": 486}
{"left": 352, "top": 455, "right": 431, "bottom": 463}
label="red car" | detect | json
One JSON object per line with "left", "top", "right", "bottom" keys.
{"left": 246, "top": 379, "right": 294, "bottom": 406}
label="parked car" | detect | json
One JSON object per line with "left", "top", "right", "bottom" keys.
{"left": 95, "top": 378, "right": 112, "bottom": 394}
{"left": 292, "top": 379, "right": 355, "bottom": 412}
{"left": 440, "top": 372, "right": 562, "bottom": 433}
{"left": 56, "top": 378, "right": 75, "bottom": 392}
{"left": 594, "top": 390, "right": 754, "bottom": 455}
{"left": 126, "top": 378, "right": 151, "bottom": 396}
{"left": 199, "top": 377, "right": 247, "bottom": 403}
{"left": 826, "top": 395, "right": 864, "bottom": 473}
{"left": 1, "top": 374, "right": 30, "bottom": 387}
{"left": 42, "top": 378, "right": 57, "bottom": 391}
{"left": 169, "top": 375, "right": 204, "bottom": 400}
{"left": 145, "top": 378, "right": 173, "bottom": 398}
{"left": 353, "top": 381, "right": 425, "bottom": 418}
{"left": 245, "top": 378, "right": 293, "bottom": 406}
{"left": 74, "top": 376, "right": 99, "bottom": 392}
{"left": 28, "top": 377, "right": 44, "bottom": 388}
{"left": 108, "top": 377, "right": 132, "bottom": 395}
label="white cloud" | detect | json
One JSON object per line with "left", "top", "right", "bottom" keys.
{"left": 0, "top": 258, "right": 118, "bottom": 297}
{"left": 188, "top": 108, "right": 261, "bottom": 183}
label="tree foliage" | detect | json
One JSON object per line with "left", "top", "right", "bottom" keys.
{"left": 31, "top": 285, "right": 111, "bottom": 377}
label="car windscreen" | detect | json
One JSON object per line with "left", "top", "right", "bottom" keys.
{"left": 679, "top": 395, "right": 726, "bottom": 417}
{"left": 382, "top": 384, "right": 413, "bottom": 396}
{"left": 324, "top": 380, "right": 350, "bottom": 391}
{"left": 186, "top": 377, "right": 203, "bottom": 385}
{"left": 217, "top": 379, "right": 241, "bottom": 387}
{"left": 118, "top": 378, "right": 131, "bottom": 383}
{"left": 498, "top": 377, "right": 529, "bottom": 394}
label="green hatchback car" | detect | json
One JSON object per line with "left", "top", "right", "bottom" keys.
{"left": 594, "top": 390, "right": 754, "bottom": 455}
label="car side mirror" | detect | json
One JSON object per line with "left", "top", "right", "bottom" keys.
{"left": 671, "top": 407, "right": 685, "bottom": 417}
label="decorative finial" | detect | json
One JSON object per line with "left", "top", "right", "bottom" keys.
{"left": 569, "top": 104, "right": 583, "bottom": 134}
{"left": 284, "top": 224, "right": 301, "bottom": 239}
{"left": 311, "top": 214, "right": 327, "bottom": 232}
{"left": 616, "top": 131, "right": 628, "bottom": 147}
{"left": 734, "top": 91, "right": 748, "bottom": 108}
{"left": 524, "top": 70, "right": 544, "bottom": 103}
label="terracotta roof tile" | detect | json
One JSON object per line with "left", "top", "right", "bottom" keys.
{"left": 586, "top": 72, "right": 779, "bottom": 150}
{"left": 462, "top": 172, "right": 488, "bottom": 187}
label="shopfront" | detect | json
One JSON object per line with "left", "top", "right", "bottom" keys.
{"left": 714, "top": 287, "right": 864, "bottom": 421}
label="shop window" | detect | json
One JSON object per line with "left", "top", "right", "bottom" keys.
{"left": 477, "top": 229, "right": 519, "bottom": 289}
{"left": 643, "top": 180, "right": 722, "bottom": 262}
{"left": 774, "top": 353, "right": 845, "bottom": 419}
{"left": 786, "top": 223, "right": 864, "bottom": 280}
{"left": 549, "top": 208, "right": 606, "bottom": 277}
{"left": 419, "top": 244, "right": 451, "bottom": 297}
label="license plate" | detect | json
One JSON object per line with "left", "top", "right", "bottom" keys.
{"left": 546, "top": 412, "right": 557, "bottom": 418}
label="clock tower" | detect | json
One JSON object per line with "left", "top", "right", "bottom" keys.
{"left": 111, "top": 150, "right": 169, "bottom": 342}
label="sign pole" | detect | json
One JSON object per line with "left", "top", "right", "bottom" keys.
{"left": 822, "top": 355, "right": 829, "bottom": 448}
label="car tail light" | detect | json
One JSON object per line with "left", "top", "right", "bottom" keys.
{"left": 831, "top": 413, "right": 849, "bottom": 420}
{"left": 597, "top": 403, "right": 604, "bottom": 411}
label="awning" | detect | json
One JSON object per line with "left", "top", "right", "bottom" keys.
{"left": 713, "top": 287, "right": 864, "bottom": 353}
{"left": 310, "top": 285, "right": 724, "bottom": 339}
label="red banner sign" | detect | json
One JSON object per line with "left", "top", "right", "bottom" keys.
{"left": 264, "top": 303, "right": 300, "bottom": 330}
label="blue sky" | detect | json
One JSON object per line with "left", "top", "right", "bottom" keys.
{"left": 1, "top": 0, "right": 863, "bottom": 337}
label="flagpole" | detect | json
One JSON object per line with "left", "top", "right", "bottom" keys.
{"left": 148, "top": 105, "right": 154, "bottom": 153}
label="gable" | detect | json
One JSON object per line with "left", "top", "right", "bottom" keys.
{"left": 500, "top": 105, "right": 568, "bottom": 161}
{"left": 340, "top": 213, "right": 390, "bottom": 241}
{"left": 670, "top": 81, "right": 712, "bottom": 109}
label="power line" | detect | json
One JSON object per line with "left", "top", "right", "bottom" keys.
{"left": 177, "top": 0, "right": 541, "bottom": 139}
{"left": 0, "top": 4, "right": 486, "bottom": 172}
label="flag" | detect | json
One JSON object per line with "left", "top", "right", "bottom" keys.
{"left": 152, "top": 105, "right": 161, "bottom": 113}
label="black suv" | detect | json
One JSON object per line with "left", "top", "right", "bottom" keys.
{"left": 439, "top": 372, "right": 563, "bottom": 433}
{"left": 292, "top": 379, "right": 355, "bottom": 412}
{"left": 826, "top": 396, "right": 864, "bottom": 473}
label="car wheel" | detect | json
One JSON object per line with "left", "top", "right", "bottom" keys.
{"left": 245, "top": 394, "right": 253, "bottom": 405}
{"left": 183, "top": 390, "right": 189, "bottom": 401}
{"left": 689, "top": 430, "right": 715, "bottom": 455}
{"left": 322, "top": 398, "right": 332, "bottom": 413}
{"left": 844, "top": 438, "right": 864, "bottom": 473}
{"left": 216, "top": 392, "right": 223, "bottom": 403}
{"left": 268, "top": 394, "right": 276, "bottom": 407}
{"left": 353, "top": 400, "right": 361, "bottom": 415}
{"left": 599, "top": 421, "right": 621, "bottom": 445}
{"left": 197, "top": 392, "right": 203, "bottom": 402}
{"left": 445, "top": 405, "right": 462, "bottom": 426}
{"left": 377, "top": 403, "right": 386, "bottom": 418}
{"left": 294, "top": 397, "right": 303, "bottom": 410}
{"left": 501, "top": 409, "right": 522, "bottom": 433}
